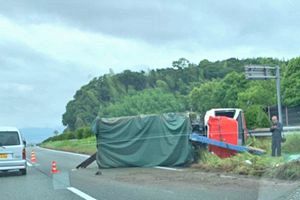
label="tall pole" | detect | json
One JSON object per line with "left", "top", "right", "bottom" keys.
{"left": 276, "top": 66, "right": 283, "bottom": 123}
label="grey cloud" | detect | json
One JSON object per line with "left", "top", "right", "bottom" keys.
{"left": 0, "top": 1, "right": 194, "bottom": 43}
{"left": 1, "top": 0, "right": 300, "bottom": 51}
{"left": 1, "top": 0, "right": 300, "bottom": 129}
{"left": 198, "top": 1, "right": 300, "bottom": 46}
{"left": 0, "top": 41, "right": 95, "bottom": 128}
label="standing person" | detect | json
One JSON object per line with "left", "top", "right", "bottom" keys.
{"left": 270, "top": 116, "right": 283, "bottom": 157}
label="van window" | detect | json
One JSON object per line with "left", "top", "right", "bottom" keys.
{"left": 0, "top": 131, "right": 20, "bottom": 146}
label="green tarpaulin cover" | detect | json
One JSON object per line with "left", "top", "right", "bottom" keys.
{"left": 92, "top": 113, "right": 193, "bottom": 168}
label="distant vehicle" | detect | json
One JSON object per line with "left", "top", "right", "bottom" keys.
{"left": 0, "top": 127, "right": 27, "bottom": 175}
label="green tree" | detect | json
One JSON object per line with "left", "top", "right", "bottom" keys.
{"left": 237, "top": 81, "right": 276, "bottom": 108}
{"left": 243, "top": 105, "right": 270, "bottom": 129}
{"left": 220, "top": 72, "right": 248, "bottom": 107}
{"left": 99, "top": 89, "right": 185, "bottom": 118}
{"left": 282, "top": 57, "right": 300, "bottom": 106}
{"left": 156, "top": 80, "right": 170, "bottom": 91}
{"left": 62, "top": 57, "right": 286, "bottom": 130}
{"left": 189, "top": 81, "right": 223, "bottom": 113}
{"left": 116, "top": 70, "right": 147, "bottom": 92}
{"left": 189, "top": 72, "right": 247, "bottom": 112}
{"left": 172, "top": 58, "right": 190, "bottom": 69}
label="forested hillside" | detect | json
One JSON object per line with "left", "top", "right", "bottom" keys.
{"left": 62, "top": 57, "right": 300, "bottom": 130}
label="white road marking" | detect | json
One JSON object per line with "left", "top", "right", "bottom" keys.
{"left": 37, "top": 147, "right": 90, "bottom": 158}
{"left": 67, "top": 187, "right": 97, "bottom": 200}
{"left": 220, "top": 175, "right": 237, "bottom": 179}
{"left": 154, "top": 166, "right": 183, "bottom": 171}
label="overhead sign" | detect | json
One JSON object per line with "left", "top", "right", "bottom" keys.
{"left": 245, "top": 65, "right": 276, "bottom": 79}
{"left": 244, "top": 65, "right": 283, "bottom": 123}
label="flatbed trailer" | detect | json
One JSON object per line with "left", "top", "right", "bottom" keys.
{"left": 189, "top": 133, "right": 265, "bottom": 155}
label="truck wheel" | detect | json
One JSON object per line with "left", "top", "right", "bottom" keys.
{"left": 20, "top": 168, "right": 27, "bottom": 175}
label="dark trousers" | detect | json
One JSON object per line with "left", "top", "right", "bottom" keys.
{"left": 272, "top": 138, "right": 281, "bottom": 157}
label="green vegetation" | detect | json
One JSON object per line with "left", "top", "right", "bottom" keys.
{"left": 194, "top": 151, "right": 284, "bottom": 176}
{"left": 100, "top": 88, "right": 186, "bottom": 117}
{"left": 62, "top": 57, "right": 300, "bottom": 131}
{"left": 282, "top": 58, "right": 300, "bottom": 106}
{"left": 246, "top": 137, "right": 272, "bottom": 154}
{"left": 41, "top": 136, "right": 96, "bottom": 155}
{"left": 282, "top": 133, "right": 300, "bottom": 154}
{"left": 189, "top": 72, "right": 276, "bottom": 128}
{"left": 43, "top": 127, "right": 93, "bottom": 143}
{"left": 267, "top": 161, "right": 300, "bottom": 180}
{"left": 193, "top": 133, "right": 300, "bottom": 180}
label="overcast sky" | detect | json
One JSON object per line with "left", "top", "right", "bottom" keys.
{"left": 1, "top": 0, "right": 300, "bottom": 129}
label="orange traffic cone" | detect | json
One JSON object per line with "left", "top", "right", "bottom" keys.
{"left": 31, "top": 151, "right": 36, "bottom": 163}
{"left": 51, "top": 161, "right": 60, "bottom": 174}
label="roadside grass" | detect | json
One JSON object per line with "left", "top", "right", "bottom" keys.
{"left": 40, "top": 136, "right": 97, "bottom": 155}
{"left": 193, "top": 132, "right": 300, "bottom": 180}
{"left": 266, "top": 160, "right": 300, "bottom": 180}
{"left": 282, "top": 133, "right": 300, "bottom": 154}
{"left": 193, "top": 151, "right": 284, "bottom": 176}
{"left": 246, "top": 136, "right": 272, "bottom": 154}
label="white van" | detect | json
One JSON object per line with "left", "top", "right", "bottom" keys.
{"left": 0, "top": 127, "right": 27, "bottom": 175}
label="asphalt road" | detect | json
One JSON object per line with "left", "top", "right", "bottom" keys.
{"left": 1, "top": 147, "right": 300, "bottom": 200}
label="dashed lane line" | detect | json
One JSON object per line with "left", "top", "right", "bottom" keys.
{"left": 154, "top": 166, "right": 183, "bottom": 171}
{"left": 67, "top": 187, "right": 98, "bottom": 200}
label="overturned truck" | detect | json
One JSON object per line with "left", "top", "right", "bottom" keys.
{"left": 91, "top": 113, "right": 194, "bottom": 168}
{"left": 77, "top": 110, "right": 264, "bottom": 169}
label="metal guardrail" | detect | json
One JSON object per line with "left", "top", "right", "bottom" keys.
{"left": 248, "top": 126, "right": 300, "bottom": 137}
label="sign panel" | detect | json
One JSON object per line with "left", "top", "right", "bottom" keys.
{"left": 245, "top": 65, "right": 276, "bottom": 79}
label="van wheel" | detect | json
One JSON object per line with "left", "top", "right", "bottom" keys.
{"left": 20, "top": 168, "right": 27, "bottom": 175}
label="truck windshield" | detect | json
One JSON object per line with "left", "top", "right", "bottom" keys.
{"left": 0, "top": 131, "right": 20, "bottom": 146}
{"left": 215, "top": 110, "right": 236, "bottom": 118}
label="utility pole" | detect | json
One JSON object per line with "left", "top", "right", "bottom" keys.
{"left": 276, "top": 66, "right": 282, "bottom": 123}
